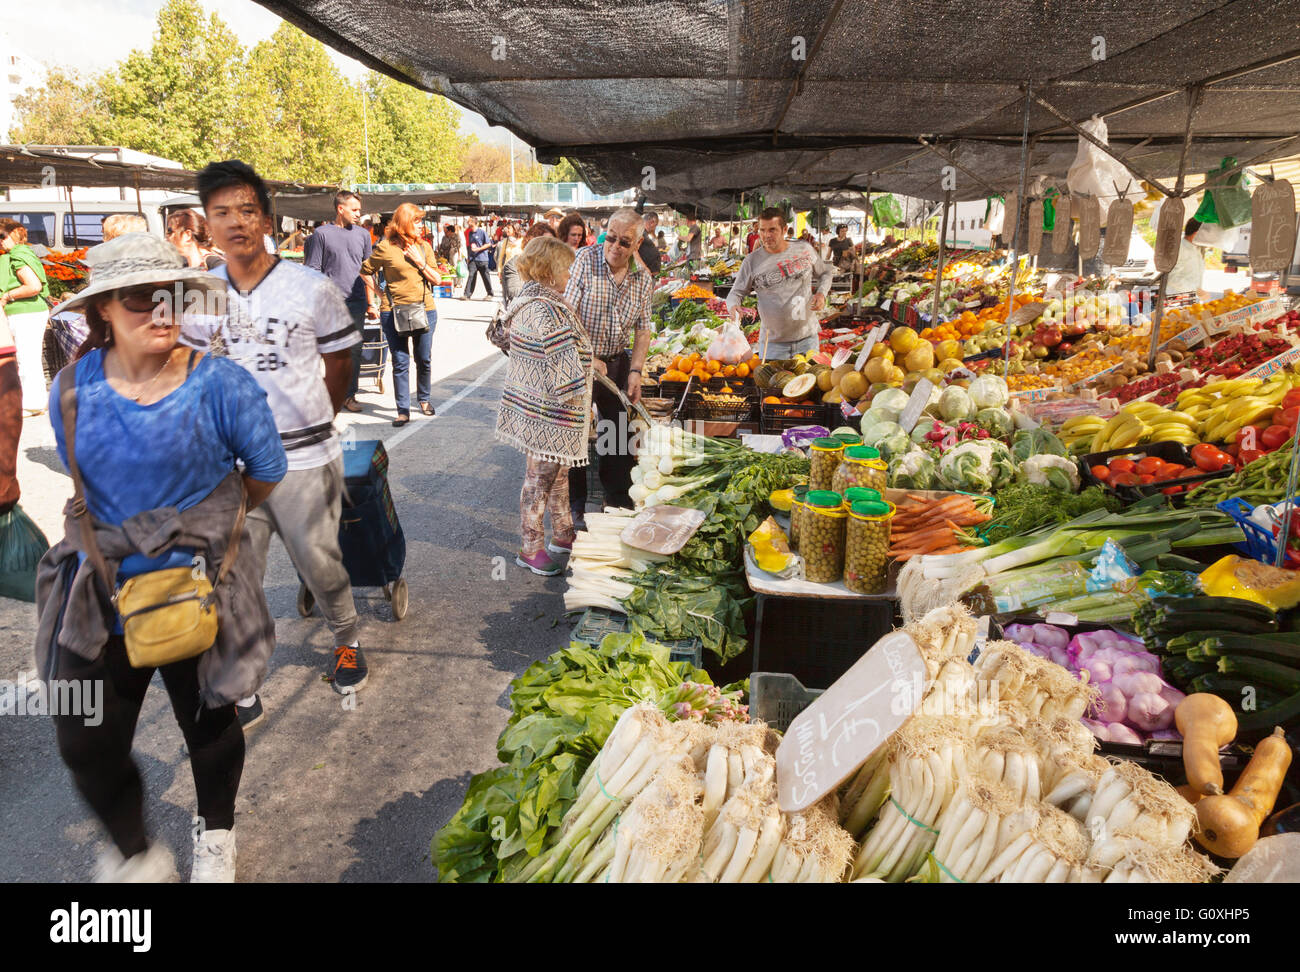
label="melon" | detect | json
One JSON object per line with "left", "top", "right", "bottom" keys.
{"left": 839, "top": 371, "right": 868, "bottom": 401}
{"left": 935, "top": 339, "right": 963, "bottom": 362}
{"left": 938, "top": 357, "right": 965, "bottom": 373}
{"left": 831, "top": 362, "right": 856, "bottom": 386}
{"left": 868, "top": 344, "right": 894, "bottom": 362}
{"left": 815, "top": 367, "right": 835, "bottom": 392}
{"left": 863, "top": 357, "right": 892, "bottom": 385}
{"left": 822, "top": 388, "right": 844, "bottom": 404}
{"left": 889, "top": 327, "right": 919, "bottom": 355}
{"left": 904, "top": 343, "right": 935, "bottom": 372}
{"left": 771, "top": 370, "right": 796, "bottom": 392}
{"left": 782, "top": 373, "right": 817, "bottom": 399}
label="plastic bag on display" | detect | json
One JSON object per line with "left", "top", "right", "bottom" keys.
{"left": 706, "top": 321, "right": 752, "bottom": 364}
{"left": 1066, "top": 116, "right": 1142, "bottom": 223}
{"left": 872, "top": 194, "right": 903, "bottom": 228}
{"left": 1206, "top": 157, "right": 1253, "bottom": 228}
{"left": 1192, "top": 221, "right": 1241, "bottom": 251}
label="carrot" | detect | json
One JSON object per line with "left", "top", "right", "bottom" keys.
{"left": 904, "top": 494, "right": 929, "bottom": 503}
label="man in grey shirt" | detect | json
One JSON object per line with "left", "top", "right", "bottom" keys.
{"left": 726, "top": 207, "right": 833, "bottom": 358}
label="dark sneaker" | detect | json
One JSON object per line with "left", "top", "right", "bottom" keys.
{"left": 331, "top": 645, "right": 369, "bottom": 694}
{"left": 516, "top": 549, "right": 562, "bottom": 576}
{"left": 236, "top": 695, "right": 265, "bottom": 730}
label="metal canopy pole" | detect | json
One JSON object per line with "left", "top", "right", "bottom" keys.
{"left": 133, "top": 172, "right": 143, "bottom": 217}
{"left": 915, "top": 138, "right": 1001, "bottom": 197}
{"left": 1003, "top": 84, "right": 1033, "bottom": 378}
{"left": 1146, "top": 86, "right": 1205, "bottom": 372}
{"left": 770, "top": 0, "right": 847, "bottom": 145}
{"left": 65, "top": 184, "right": 78, "bottom": 248}
{"left": 932, "top": 190, "right": 952, "bottom": 323}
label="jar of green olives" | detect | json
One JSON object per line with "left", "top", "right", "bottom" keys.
{"left": 802, "top": 490, "right": 848, "bottom": 583}
{"left": 832, "top": 445, "right": 888, "bottom": 496}
{"left": 832, "top": 432, "right": 862, "bottom": 448}
{"left": 842, "top": 486, "right": 882, "bottom": 508}
{"left": 789, "top": 484, "right": 810, "bottom": 551}
{"left": 845, "top": 499, "right": 894, "bottom": 595}
{"left": 809, "top": 438, "right": 845, "bottom": 491}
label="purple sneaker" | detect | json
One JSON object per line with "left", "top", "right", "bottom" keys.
{"left": 516, "top": 549, "right": 562, "bottom": 576}
{"left": 547, "top": 537, "right": 574, "bottom": 555}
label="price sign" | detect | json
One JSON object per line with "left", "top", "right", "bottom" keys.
{"left": 1250, "top": 179, "right": 1297, "bottom": 272}
{"left": 1103, "top": 200, "right": 1134, "bottom": 266}
{"left": 1027, "top": 198, "right": 1044, "bottom": 255}
{"left": 897, "top": 378, "right": 935, "bottom": 433}
{"left": 854, "top": 324, "right": 886, "bottom": 370}
{"left": 881, "top": 299, "right": 892, "bottom": 312}
{"left": 776, "top": 630, "right": 926, "bottom": 812}
{"left": 1078, "top": 197, "right": 1102, "bottom": 259}
{"left": 1052, "top": 195, "right": 1073, "bottom": 254}
{"left": 1044, "top": 611, "right": 1078, "bottom": 627}
{"left": 1154, "top": 196, "right": 1185, "bottom": 273}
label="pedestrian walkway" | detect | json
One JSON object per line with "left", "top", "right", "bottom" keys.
{"left": 0, "top": 297, "right": 567, "bottom": 881}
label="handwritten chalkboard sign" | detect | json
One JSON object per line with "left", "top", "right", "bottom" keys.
{"left": 1078, "top": 197, "right": 1101, "bottom": 259}
{"left": 1250, "top": 179, "right": 1297, "bottom": 272}
{"left": 1052, "top": 195, "right": 1072, "bottom": 253}
{"left": 1103, "top": 200, "right": 1134, "bottom": 266}
{"left": 1155, "top": 196, "right": 1185, "bottom": 273}
{"left": 1002, "top": 192, "right": 1018, "bottom": 246}
{"left": 1027, "top": 199, "right": 1044, "bottom": 255}
{"left": 776, "top": 630, "right": 926, "bottom": 812}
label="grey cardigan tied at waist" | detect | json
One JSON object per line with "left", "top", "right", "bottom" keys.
{"left": 34, "top": 470, "right": 276, "bottom": 708}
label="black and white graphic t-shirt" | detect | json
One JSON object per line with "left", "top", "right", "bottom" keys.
{"left": 182, "top": 259, "right": 361, "bottom": 471}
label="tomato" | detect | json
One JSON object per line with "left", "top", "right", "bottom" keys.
{"left": 1110, "top": 472, "right": 1140, "bottom": 487}
{"left": 1162, "top": 483, "right": 1185, "bottom": 496}
{"left": 1190, "top": 443, "right": 1233, "bottom": 472}
{"left": 1137, "top": 474, "right": 1156, "bottom": 485}
{"left": 1135, "top": 456, "right": 1166, "bottom": 477}
{"left": 1262, "top": 424, "right": 1292, "bottom": 450}
{"left": 1155, "top": 463, "right": 1188, "bottom": 481}
{"left": 1239, "top": 448, "right": 1265, "bottom": 466}
{"left": 1278, "top": 405, "right": 1300, "bottom": 430}
{"left": 1281, "top": 389, "right": 1300, "bottom": 411}
{"left": 1090, "top": 465, "right": 1111, "bottom": 482}
{"left": 1109, "top": 458, "right": 1138, "bottom": 475}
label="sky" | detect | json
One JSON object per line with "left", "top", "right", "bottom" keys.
{"left": 5, "top": 0, "right": 508, "bottom": 146}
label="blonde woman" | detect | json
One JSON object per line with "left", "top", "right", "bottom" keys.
{"left": 361, "top": 203, "right": 441, "bottom": 426}
{"left": 495, "top": 236, "right": 592, "bottom": 575}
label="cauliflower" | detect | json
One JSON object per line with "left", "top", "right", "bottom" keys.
{"left": 969, "top": 374, "right": 1010, "bottom": 410}
{"left": 1018, "top": 454, "right": 1081, "bottom": 492}
{"left": 937, "top": 440, "right": 1016, "bottom": 493}
{"left": 937, "top": 385, "right": 976, "bottom": 423}
{"left": 888, "top": 448, "right": 937, "bottom": 490}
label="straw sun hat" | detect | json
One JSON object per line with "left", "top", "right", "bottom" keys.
{"left": 57, "top": 232, "right": 230, "bottom": 317}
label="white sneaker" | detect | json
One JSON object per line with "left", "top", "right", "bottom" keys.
{"left": 191, "top": 827, "right": 237, "bottom": 883}
{"left": 94, "top": 843, "right": 178, "bottom": 883}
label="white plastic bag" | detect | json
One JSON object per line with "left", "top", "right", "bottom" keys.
{"left": 706, "top": 321, "right": 751, "bottom": 364}
{"left": 1192, "top": 221, "right": 1241, "bottom": 250}
{"left": 1066, "top": 116, "right": 1143, "bottom": 224}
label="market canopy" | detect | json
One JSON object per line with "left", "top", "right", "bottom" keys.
{"left": 271, "top": 187, "right": 483, "bottom": 220}
{"left": 254, "top": 0, "right": 1300, "bottom": 201}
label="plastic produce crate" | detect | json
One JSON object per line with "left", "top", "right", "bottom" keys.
{"left": 433, "top": 283, "right": 453, "bottom": 298}
{"left": 760, "top": 401, "right": 837, "bottom": 435}
{"left": 570, "top": 608, "right": 704, "bottom": 668}
{"left": 682, "top": 390, "right": 759, "bottom": 424}
{"left": 748, "top": 672, "right": 824, "bottom": 732}
{"left": 1077, "top": 441, "right": 1231, "bottom": 504}
{"left": 1217, "top": 495, "right": 1300, "bottom": 564}
{"left": 751, "top": 593, "right": 899, "bottom": 688}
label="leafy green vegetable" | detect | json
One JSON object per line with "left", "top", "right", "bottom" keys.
{"left": 1010, "top": 427, "right": 1069, "bottom": 463}
{"left": 432, "top": 633, "right": 710, "bottom": 882}
{"left": 974, "top": 482, "right": 1121, "bottom": 545}
{"left": 623, "top": 570, "right": 751, "bottom": 662}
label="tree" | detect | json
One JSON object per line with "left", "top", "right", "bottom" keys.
{"left": 244, "top": 23, "right": 365, "bottom": 184}
{"left": 546, "top": 157, "right": 582, "bottom": 184}
{"left": 458, "top": 138, "right": 544, "bottom": 183}
{"left": 10, "top": 70, "right": 108, "bottom": 145}
{"left": 95, "top": 0, "right": 247, "bottom": 167}
{"left": 362, "top": 74, "right": 467, "bottom": 184}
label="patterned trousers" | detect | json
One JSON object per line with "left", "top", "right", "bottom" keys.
{"left": 520, "top": 454, "right": 577, "bottom": 556}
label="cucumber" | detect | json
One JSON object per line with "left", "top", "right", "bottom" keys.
{"left": 1236, "top": 687, "right": 1300, "bottom": 733}
{"left": 1188, "top": 635, "right": 1300, "bottom": 666}
{"left": 1189, "top": 674, "right": 1289, "bottom": 710}
{"left": 1217, "top": 655, "right": 1300, "bottom": 696}
{"left": 1155, "top": 553, "right": 1207, "bottom": 572}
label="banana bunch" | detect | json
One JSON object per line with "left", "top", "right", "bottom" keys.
{"left": 1059, "top": 414, "right": 1110, "bottom": 454}
{"left": 1178, "top": 373, "right": 1300, "bottom": 444}
{"left": 1116, "top": 401, "right": 1200, "bottom": 447}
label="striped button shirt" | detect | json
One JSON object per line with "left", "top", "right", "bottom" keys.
{"left": 562, "top": 243, "right": 653, "bottom": 357}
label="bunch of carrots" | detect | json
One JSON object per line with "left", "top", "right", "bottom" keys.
{"left": 888, "top": 493, "right": 993, "bottom": 561}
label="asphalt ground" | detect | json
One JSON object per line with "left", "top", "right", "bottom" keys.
{"left": 0, "top": 295, "right": 574, "bottom": 881}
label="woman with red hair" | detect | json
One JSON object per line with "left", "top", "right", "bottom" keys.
{"left": 361, "top": 203, "right": 441, "bottom": 426}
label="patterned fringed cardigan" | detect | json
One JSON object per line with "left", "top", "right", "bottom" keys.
{"left": 495, "top": 281, "right": 594, "bottom": 466}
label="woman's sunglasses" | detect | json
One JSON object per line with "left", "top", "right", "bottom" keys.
{"left": 115, "top": 285, "right": 183, "bottom": 315}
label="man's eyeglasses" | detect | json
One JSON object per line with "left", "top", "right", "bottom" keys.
{"left": 607, "top": 236, "right": 636, "bottom": 250}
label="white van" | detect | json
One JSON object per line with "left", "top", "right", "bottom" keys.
{"left": 0, "top": 199, "right": 165, "bottom": 250}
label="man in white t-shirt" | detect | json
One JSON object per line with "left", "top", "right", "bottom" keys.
{"left": 185, "top": 160, "right": 368, "bottom": 706}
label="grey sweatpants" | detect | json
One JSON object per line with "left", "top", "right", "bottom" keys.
{"left": 247, "top": 456, "right": 360, "bottom": 647}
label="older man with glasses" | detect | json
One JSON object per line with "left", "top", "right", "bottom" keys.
{"left": 563, "top": 207, "right": 652, "bottom": 528}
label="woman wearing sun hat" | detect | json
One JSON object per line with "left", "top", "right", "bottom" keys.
{"left": 34, "top": 232, "right": 288, "bottom": 883}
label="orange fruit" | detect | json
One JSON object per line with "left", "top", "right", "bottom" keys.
{"left": 736, "top": 362, "right": 750, "bottom": 378}
{"left": 719, "top": 384, "right": 733, "bottom": 394}
{"left": 723, "top": 365, "right": 736, "bottom": 377}
{"left": 763, "top": 395, "right": 781, "bottom": 404}
{"left": 706, "top": 359, "right": 721, "bottom": 374}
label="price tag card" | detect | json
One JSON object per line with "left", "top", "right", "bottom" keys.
{"left": 897, "top": 378, "right": 935, "bottom": 433}
{"left": 1044, "top": 611, "right": 1078, "bottom": 627}
{"left": 854, "top": 324, "right": 887, "bottom": 370}
{"left": 776, "top": 631, "right": 926, "bottom": 812}
{"left": 881, "top": 299, "right": 892, "bottom": 312}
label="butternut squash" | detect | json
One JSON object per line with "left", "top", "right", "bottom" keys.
{"left": 1176, "top": 783, "right": 1203, "bottom": 805}
{"left": 1175, "top": 694, "right": 1237, "bottom": 796}
{"left": 1195, "top": 727, "right": 1293, "bottom": 859}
